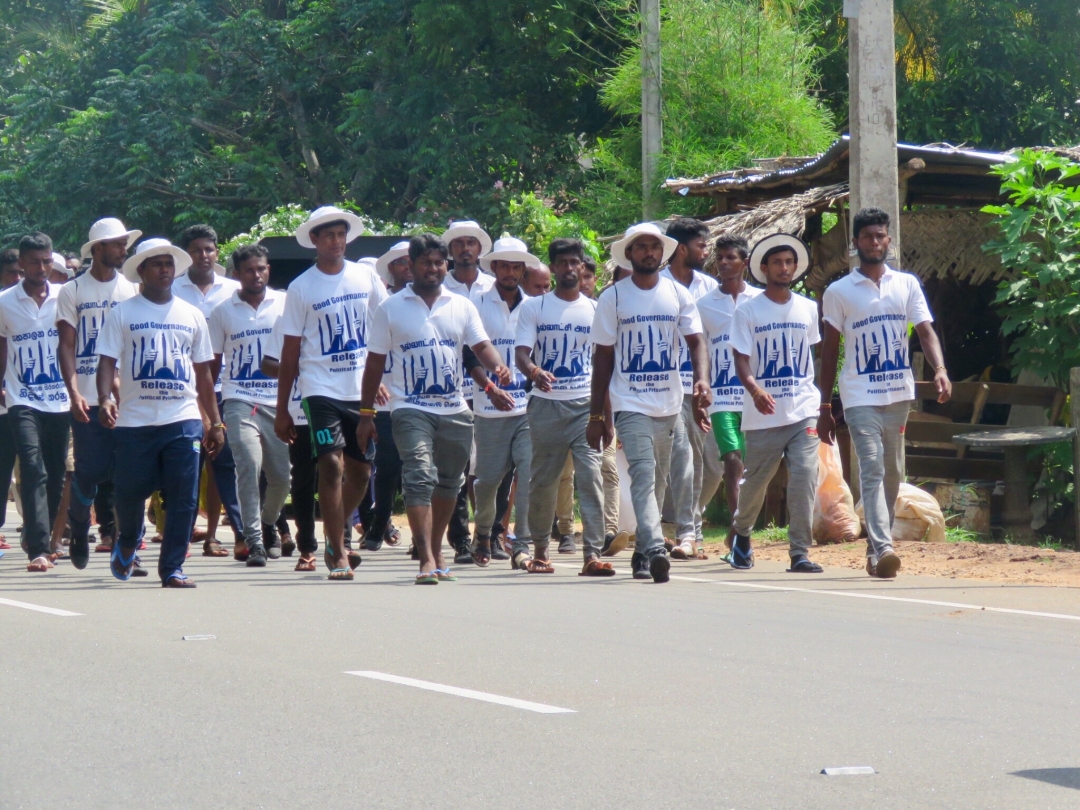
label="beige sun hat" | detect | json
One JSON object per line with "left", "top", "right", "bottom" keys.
{"left": 80, "top": 217, "right": 142, "bottom": 260}
{"left": 375, "top": 241, "right": 410, "bottom": 285}
{"left": 441, "top": 220, "right": 493, "bottom": 256}
{"left": 121, "top": 238, "right": 192, "bottom": 283}
{"left": 479, "top": 237, "right": 542, "bottom": 272}
{"left": 748, "top": 233, "right": 810, "bottom": 285}
{"left": 295, "top": 205, "right": 365, "bottom": 249}
{"left": 51, "top": 252, "right": 74, "bottom": 279}
{"left": 610, "top": 222, "right": 678, "bottom": 270}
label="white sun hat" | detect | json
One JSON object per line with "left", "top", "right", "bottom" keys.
{"left": 375, "top": 241, "right": 410, "bottom": 285}
{"left": 80, "top": 217, "right": 142, "bottom": 260}
{"left": 121, "top": 238, "right": 192, "bottom": 283}
{"left": 441, "top": 220, "right": 493, "bottom": 256}
{"left": 295, "top": 205, "right": 365, "bottom": 249}
{"left": 748, "top": 233, "right": 811, "bottom": 285}
{"left": 610, "top": 222, "right": 679, "bottom": 270}
{"left": 51, "top": 252, "right": 74, "bottom": 279}
{"left": 479, "top": 236, "right": 542, "bottom": 272}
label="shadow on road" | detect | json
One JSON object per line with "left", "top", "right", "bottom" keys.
{"left": 1011, "top": 768, "right": 1080, "bottom": 790}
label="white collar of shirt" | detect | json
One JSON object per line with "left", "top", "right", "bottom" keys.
{"left": 478, "top": 286, "right": 526, "bottom": 312}
{"left": 228, "top": 288, "right": 280, "bottom": 312}
{"left": 13, "top": 280, "right": 58, "bottom": 309}
{"left": 851, "top": 265, "right": 896, "bottom": 286}
{"left": 177, "top": 271, "right": 226, "bottom": 295}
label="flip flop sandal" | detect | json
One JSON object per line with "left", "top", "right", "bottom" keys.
{"left": 162, "top": 573, "right": 197, "bottom": 588}
{"left": 27, "top": 555, "right": 53, "bottom": 572}
{"left": 435, "top": 568, "right": 457, "bottom": 581}
{"left": 324, "top": 549, "right": 364, "bottom": 571}
{"left": 48, "top": 550, "right": 69, "bottom": 562}
{"left": 694, "top": 547, "right": 708, "bottom": 560}
{"left": 110, "top": 545, "right": 136, "bottom": 581}
{"left": 0, "top": 536, "right": 11, "bottom": 550}
{"left": 191, "top": 529, "right": 210, "bottom": 543}
{"left": 414, "top": 571, "right": 438, "bottom": 585}
{"left": 787, "top": 557, "right": 823, "bottom": 574}
{"left": 580, "top": 558, "right": 616, "bottom": 577}
{"left": 95, "top": 542, "right": 113, "bottom": 553}
{"left": 327, "top": 568, "right": 354, "bottom": 581}
{"left": 203, "top": 541, "right": 229, "bottom": 557}
{"left": 385, "top": 527, "right": 401, "bottom": 547}
{"left": 525, "top": 558, "right": 555, "bottom": 574}
{"left": 295, "top": 556, "right": 317, "bottom": 572}
{"left": 670, "top": 544, "right": 691, "bottom": 560}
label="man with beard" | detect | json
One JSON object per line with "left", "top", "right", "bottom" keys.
{"left": 588, "top": 223, "right": 710, "bottom": 583}
{"left": 57, "top": 218, "right": 140, "bottom": 569}
{"left": 818, "top": 208, "right": 951, "bottom": 579}
{"left": 662, "top": 218, "right": 722, "bottom": 561}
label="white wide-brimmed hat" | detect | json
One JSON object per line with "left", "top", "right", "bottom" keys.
{"left": 81, "top": 217, "right": 142, "bottom": 260}
{"left": 375, "top": 241, "right": 410, "bottom": 285}
{"left": 479, "top": 237, "right": 542, "bottom": 272}
{"left": 610, "top": 222, "right": 679, "bottom": 270}
{"left": 121, "top": 238, "right": 192, "bottom": 283}
{"left": 748, "top": 233, "right": 810, "bottom": 285}
{"left": 441, "top": 220, "right": 493, "bottom": 256}
{"left": 51, "top": 252, "right": 74, "bottom": 279}
{"left": 295, "top": 205, "right": 365, "bottom": 249}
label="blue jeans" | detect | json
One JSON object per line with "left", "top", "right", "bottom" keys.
{"left": 114, "top": 420, "right": 202, "bottom": 581}
{"left": 69, "top": 407, "right": 115, "bottom": 546}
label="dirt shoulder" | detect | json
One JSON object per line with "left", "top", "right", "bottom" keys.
{"left": 706, "top": 538, "right": 1080, "bottom": 588}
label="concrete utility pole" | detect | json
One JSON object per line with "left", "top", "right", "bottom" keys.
{"left": 641, "top": 0, "right": 662, "bottom": 221}
{"left": 845, "top": 0, "right": 901, "bottom": 264}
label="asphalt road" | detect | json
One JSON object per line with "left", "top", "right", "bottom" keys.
{"left": 3, "top": 519, "right": 1080, "bottom": 810}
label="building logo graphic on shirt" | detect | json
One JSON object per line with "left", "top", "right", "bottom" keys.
{"left": 620, "top": 322, "right": 675, "bottom": 373}
{"left": 76, "top": 312, "right": 105, "bottom": 358}
{"left": 316, "top": 303, "right": 366, "bottom": 357}
{"left": 489, "top": 341, "right": 526, "bottom": 392}
{"left": 853, "top": 321, "right": 909, "bottom": 377}
{"left": 131, "top": 333, "right": 192, "bottom": 383}
{"left": 403, "top": 346, "right": 458, "bottom": 396}
{"left": 14, "top": 334, "right": 62, "bottom": 387}
{"left": 227, "top": 337, "right": 272, "bottom": 381}
{"left": 538, "top": 331, "right": 588, "bottom": 379}
{"left": 711, "top": 346, "right": 742, "bottom": 389}
{"left": 755, "top": 330, "right": 811, "bottom": 384}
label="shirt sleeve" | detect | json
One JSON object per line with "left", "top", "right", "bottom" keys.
{"left": 55, "top": 282, "right": 77, "bottom": 328}
{"left": 805, "top": 298, "right": 822, "bottom": 346}
{"left": 207, "top": 302, "right": 226, "bottom": 354}
{"left": 462, "top": 299, "right": 489, "bottom": 348}
{"left": 676, "top": 284, "right": 703, "bottom": 337}
{"left": 591, "top": 288, "right": 617, "bottom": 347}
{"left": 729, "top": 305, "right": 754, "bottom": 358}
{"left": 263, "top": 318, "right": 283, "bottom": 361}
{"left": 280, "top": 285, "right": 305, "bottom": 338}
{"left": 514, "top": 298, "right": 538, "bottom": 350}
{"left": 367, "top": 299, "right": 392, "bottom": 356}
{"left": 821, "top": 285, "right": 844, "bottom": 332}
{"left": 906, "top": 276, "right": 933, "bottom": 326}
{"left": 96, "top": 303, "right": 123, "bottom": 360}
{"left": 190, "top": 312, "right": 214, "bottom": 364}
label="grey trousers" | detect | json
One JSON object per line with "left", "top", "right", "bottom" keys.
{"left": 616, "top": 410, "right": 678, "bottom": 556}
{"left": 391, "top": 408, "right": 473, "bottom": 507}
{"left": 845, "top": 401, "right": 910, "bottom": 563}
{"left": 521, "top": 397, "right": 605, "bottom": 559}
{"left": 667, "top": 397, "right": 696, "bottom": 542}
{"left": 731, "top": 417, "right": 818, "bottom": 558}
{"left": 674, "top": 393, "right": 723, "bottom": 543}
{"left": 473, "top": 413, "right": 531, "bottom": 542}
{"left": 223, "top": 400, "right": 291, "bottom": 547}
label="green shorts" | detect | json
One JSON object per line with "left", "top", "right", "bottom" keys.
{"left": 711, "top": 411, "right": 745, "bottom": 458}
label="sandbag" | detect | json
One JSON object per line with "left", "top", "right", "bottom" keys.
{"left": 856, "top": 482, "right": 947, "bottom": 544}
{"left": 812, "top": 441, "right": 860, "bottom": 544}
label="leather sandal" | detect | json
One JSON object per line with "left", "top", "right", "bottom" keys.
{"left": 202, "top": 540, "right": 229, "bottom": 557}
{"left": 580, "top": 557, "right": 616, "bottom": 577}
{"left": 525, "top": 558, "right": 555, "bottom": 574}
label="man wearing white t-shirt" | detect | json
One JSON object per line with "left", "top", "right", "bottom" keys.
{"left": 275, "top": 206, "right": 388, "bottom": 581}
{"left": 57, "top": 218, "right": 140, "bottom": 570}
{"left": 176, "top": 223, "right": 244, "bottom": 557}
{"left": 695, "top": 235, "right": 761, "bottom": 556}
{"left": 0, "top": 233, "right": 71, "bottom": 573}
{"left": 662, "top": 217, "right": 721, "bottom": 560}
{"left": 515, "top": 238, "right": 615, "bottom": 576}
{"left": 208, "top": 244, "right": 289, "bottom": 568}
{"left": 588, "top": 223, "right": 711, "bottom": 584}
{"left": 819, "top": 207, "right": 952, "bottom": 579}
{"left": 729, "top": 235, "right": 823, "bottom": 574}
{"left": 96, "top": 239, "right": 225, "bottom": 588}
{"left": 357, "top": 233, "right": 510, "bottom": 583}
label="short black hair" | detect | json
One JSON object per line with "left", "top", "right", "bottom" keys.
{"left": 665, "top": 217, "right": 709, "bottom": 245}
{"left": 178, "top": 224, "right": 218, "bottom": 249}
{"left": 712, "top": 234, "right": 749, "bottom": 260}
{"left": 309, "top": 219, "right": 350, "bottom": 240}
{"left": 548, "top": 237, "right": 585, "bottom": 265}
{"left": 409, "top": 233, "right": 448, "bottom": 261}
{"left": 0, "top": 248, "right": 19, "bottom": 269}
{"left": 582, "top": 256, "right": 597, "bottom": 274}
{"left": 232, "top": 244, "right": 269, "bottom": 271}
{"left": 19, "top": 232, "right": 53, "bottom": 255}
{"left": 852, "top": 207, "right": 890, "bottom": 239}
{"left": 761, "top": 245, "right": 798, "bottom": 266}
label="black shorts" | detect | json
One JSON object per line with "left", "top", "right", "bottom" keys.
{"left": 301, "top": 396, "right": 374, "bottom": 462}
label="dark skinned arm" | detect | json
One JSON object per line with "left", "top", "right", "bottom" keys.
{"left": 194, "top": 361, "right": 225, "bottom": 459}
{"left": 57, "top": 321, "right": 91, "bottom": 423}
{"left": 734, "top": 350, "right": 775, "bottom": 416}
{"left": 684, "top": 332, "right": 712, "bottom": 432}
{"left": 915, "top": 321, "right": 952, "bottom": 403}
{"left": 586, "top": 344, "right": 616, "bottom": 451}
{"left": 96, "top": 354, "right": 119, "bottom": 428}
{"left": 817, "top": 323, "right": 841, "bottom": 445}
{"left": 355, "top": 351, "right": 388, "bottom": 451}
{"left": 273, "top": 335, "right": 301, "bottom": 444}
{"left": 515, "top": 345, "right": 555, "bottom": 393}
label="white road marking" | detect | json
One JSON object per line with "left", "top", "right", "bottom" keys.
{"left": 822, "top": 766, "right": 876, "bottom": 776}
{"left": 550, "top": 563, "right": 1080, "bottom": 623}
{"left": 347, "top": 671, "right": 576, "bottom": 714}
{"left": 0, "top": 597, "right": 82, "bottom": 617}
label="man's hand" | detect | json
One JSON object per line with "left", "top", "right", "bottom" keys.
{"left": 70, "top": 391, "right": 91, "bottom": 423}
{"left": 204, "top": 424, "right": 225, "bottom": 459}
{"left": 751, "top": 388, "right": 776, "bottom": 415}
{"left": 485, "top": 386, "right": 516, "bottom": 412}
{"left": 356, "top": 415, "right": 378, "bottom": 451}
{"left": 274, "top": 410, "right": 296, "bottom": 445}
{"left": 692, "top": 381, "right": 712, "bottom": 433}
{"left": 532, "top": 367, "right": 556, "bottom": 393}
{"left": 586, "top": 417, "right": 610, "bottom": 452}
{"left": 491, "top": 365, "right": 512, "bottom": 386}
{"left": 817, "top": 406, "right": 837, "bottom": 446}
{"left": 98, "top": 398, "right": 118, "bottom": 429}
{"left": 375, "top": 384, "right": 391, "bottom": 407}
{"left": 934, "top": 368, "right": 952, "bottom": 404}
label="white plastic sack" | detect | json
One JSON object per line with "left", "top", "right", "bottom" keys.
{"left": 616, "top": 448, "right": 637, "bottom": 535}
{"left": 856, "top": 482, "right": 947, "bottom": 544}
{"left": 812, "top": 441, "right": 860, "bottom": 544}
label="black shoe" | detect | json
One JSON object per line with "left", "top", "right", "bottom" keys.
{"left": 557, "top": 534, "right": 577, "bottom": 555}
{"left": 453, "top": 543, "right": 473, "bottom": 565}
{"left": 631, "top": 551, "right": 651, "bottom": 580}
{"left": 246, "top": 545, "right": 268, "bottom": 567}
{"left": 731, "top": 534, "right": 754, "bottom": 570}
{"left": 362, "top": 536, "right": 383, "bottom": 552}
{"left": 132, "top": 554, "right": 149, "bottom": 577}
{"left": 491, "top": 536, "right": 510, "bottom": 561}
{"left": 263, "top": 523, "right": 281, "bottom": 559}
{"left": 70, "top": 534, "right": 90, "bottom": 570}
{"left": 649, "top": 550, "right": 671, "bottom": 583}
